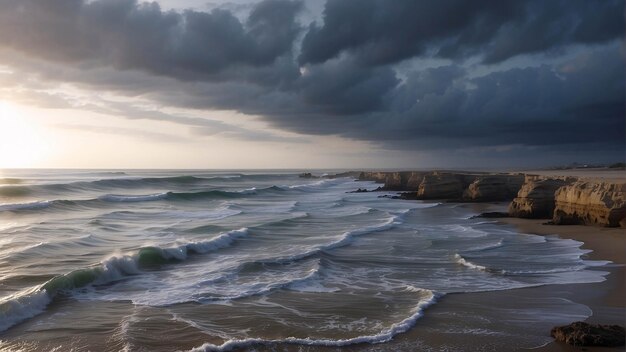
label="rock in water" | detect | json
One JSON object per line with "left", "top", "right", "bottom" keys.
{"left": 551, "top": 322, "right": 625, "bottom": 346}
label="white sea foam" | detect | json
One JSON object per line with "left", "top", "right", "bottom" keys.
{"left": 0, "top": 241, "right": 46, "bottom": 257}
{"left": 454, "top": 254, "right": 488, "bottom": 272}
{"left": 287, "top": 179, "right": 333, "bottom": 190}
{"left": 183, "top": 228, "right": 249, "bottom": 255}
{"left": 199, "top": 263, "right": 324, "bottom": 302}
{"left": 99, "top": 193, "right": 169, "bottom": 202}
{"left": 258, "top": 211, "right": 406, "bottom": 265}
{"left": 0, "top": 228, "right": 249, "bottom": 332}
{"left": 446, "top": 224, "right": 489, "bottom": 238}
{"left": 465, "top": 240, "right": 504, "bottom": 252}
{"left": 162, "top": 206, "right": 242, "bottom": 221}
{"left": 0, "top": 289, "right": 52, "bottom": 332}
{"left": 188, "top": 288, "right": 438, "bottom": 352}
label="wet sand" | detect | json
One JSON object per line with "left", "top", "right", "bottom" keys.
{"left": 500, "top": 217, "right": 626, "bottom": 351}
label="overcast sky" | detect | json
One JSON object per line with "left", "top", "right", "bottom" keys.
{"left": 0, "top": 0, "right": 623, "bottom": 169}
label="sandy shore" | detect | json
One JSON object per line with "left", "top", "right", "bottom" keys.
{"left": 497, "top": 217, "right": 625, "bottom": 351}
{"left": 436, "top": 202, "right": 625, "bottom": 350}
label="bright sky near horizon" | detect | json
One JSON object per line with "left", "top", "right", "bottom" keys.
{"left": 0, "top": 0, "right": 623, "bottom": 169}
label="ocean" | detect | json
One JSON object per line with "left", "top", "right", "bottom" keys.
{"left": 0, "top": 170, "right": 610, "bottom": 351}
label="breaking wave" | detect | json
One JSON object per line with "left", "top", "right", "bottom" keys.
{"left": 0, "top": 228, "right": 249, "bottom": 332}
{"left": 188, "top": 287, "right": 438, "bottom": 352}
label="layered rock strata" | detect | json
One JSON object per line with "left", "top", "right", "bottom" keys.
{"left": 508, "top": 176, "right": 575, "bottom": 219}
{"left": 416, "top": 172, "right": 467, "bottom": 199}
{"left": 359, "top": 171, "right": 524, "bottom": 201}
{"left": 358, "top": 171, "right": 427, "bottom": 191}
{"left": 345, "top": 170, "right": 626, "bottom": 227}
{"left": 553, "top": 181, "right": 626, "bottom": 227}
{"left": 463, "top": 174, "right": 524, "bottom": 201}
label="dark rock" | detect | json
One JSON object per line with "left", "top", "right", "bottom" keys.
{"left": 324, "top": 171, "right": 361, "bottom": 179}
{"left": 551, "top": 322, "right": 625, "bottom": 347}
{"left": 395, "top": 192, "right": 418, "bottom": 200}
{"left": 348, "top": 188, "right": 369, "bottom": 193}
{"left": 471, "top": 212, "right": 509, "bottom": 219}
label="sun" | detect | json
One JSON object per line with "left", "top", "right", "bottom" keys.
{"left": 0, "top": 101, "right": 48, "bottom": 168}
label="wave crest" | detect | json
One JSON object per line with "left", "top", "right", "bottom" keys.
{"left": 0, "top": 228, "right": 249, "bottom": 332}
{"left": 188, "top": 287, "right": 438, "bottom": 352}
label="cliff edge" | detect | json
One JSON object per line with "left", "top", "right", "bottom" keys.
{"left": 553, "top": 181, "right": 626, "bottom": 227}
{"left": 343, "top": 170, "right": 626, "bottom": 228}
{"left": 508, "top": 175, "right": 575, "bottom": 219}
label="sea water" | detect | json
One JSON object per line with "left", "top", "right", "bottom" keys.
{"left": 0, "top": 170, "right": 609, "bottom": 351}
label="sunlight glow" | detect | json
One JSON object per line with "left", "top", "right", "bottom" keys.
{"left": 0, "top": 101, "right": 48, "bottom": 168}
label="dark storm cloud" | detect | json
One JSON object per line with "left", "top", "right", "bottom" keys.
{"left": 0, "top": 0, "right": 302, "bottom": 80}
{"left": 300, "top": 0, "right": 624, "bottom": 66}
{"left": 0, "top": 0, "right": 623, "bottom": 163}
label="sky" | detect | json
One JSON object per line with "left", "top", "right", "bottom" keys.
{"left": 0, "top": 0, "right": 623, "bottom": 169}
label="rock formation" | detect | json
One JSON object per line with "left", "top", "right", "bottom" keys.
{"left": 415, "top": 172, "right": 467, "bottom": 199}
{"left": 553, "top": 181, "right": 626, "bottom": 227}
{"left": 551, "top": 322, "right": 625, "bottom": 346}
{"left": 360, "top": 171, "right": 525, "bottom": 201}
{"left": 508, "top": 176, "right": 575, "bottom": 218}
{"left": 463, "top": 174, "right": 524, "bottom": 201}
{"left": 340, "top": 170, "right": 626, "bottom": 228}
{"left": 358, "top": 171, "right": 427, "bottom": 191}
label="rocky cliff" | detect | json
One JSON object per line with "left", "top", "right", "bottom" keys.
{"left": 464, "top": 174, "right": 525, "bottom": 201}
{"left": 416, "top": 172, "right": 468, "bottom": 199}
{"left": 358, "top": 171, "right": 523, "bottom": 201}
{"left": 350, "top": 170, "right": 626, "bottom": 228}
{"left": 358, "top": 171, "right": 427, "bottom": 191}
{"left": 553, "top": 181, "right": 626, "bottom": 227}
{"left": 508, "top": 176, "right": 575, "bottom": 218}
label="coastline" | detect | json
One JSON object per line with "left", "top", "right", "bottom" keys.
{"left": 319, "top": 200, "right": 626, "bottom": 352}
{"left": 501, "top": 217, "right": 626, "bottom": 351}
{"left": 455, "top": 202, "right": 625, "bottom": 351}
{"left": 338, "top": 168, "right": 625, "bottom": 350}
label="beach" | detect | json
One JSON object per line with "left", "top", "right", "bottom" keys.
{"left": 504, "top": 217, "right": 626, "bottom": 351}
{"left": 457, "top": 169, "right": 626, "bottom": 351}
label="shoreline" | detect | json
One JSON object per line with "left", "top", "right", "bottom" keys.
{"left": 332, "top": 200, "right": 626, "bottom": 351}
{"left": 338, "top": 168, "right": 625, "bottom": 350}
{"left": 468, "top": 202, "right": 625, "bottom": 351}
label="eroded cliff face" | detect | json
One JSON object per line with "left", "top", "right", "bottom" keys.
{"left": 553, "top": 181, "right": 626, "bottom": 227}
{"left": 359, "top": 171, "right": 523, "bottom": 201}
{"left": 358, "top": 171, "right": 426, "bottom": 191}
{"left": 463, "top": 175, "right": 524, "bottom": 201}
{"left": 416, "top": 172, "right": 467, "bottom": 199}
{"left": 508, "top": 176, "right": 575, "bottom": 219}
{"left": 354, "top": 170, "right": 626, "bottom": 227}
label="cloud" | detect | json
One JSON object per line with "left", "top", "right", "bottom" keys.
{"left": 0, "top": 0, "right": 303, "bottom": 80}
{"left": 0, "top": 0, "right": 623, "bottom": 165}
{"left": 299, "top": 0, "right": 624, "bottom": 66}
{"left": 55, "top": 123, "right": 188, "bottom": 143}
